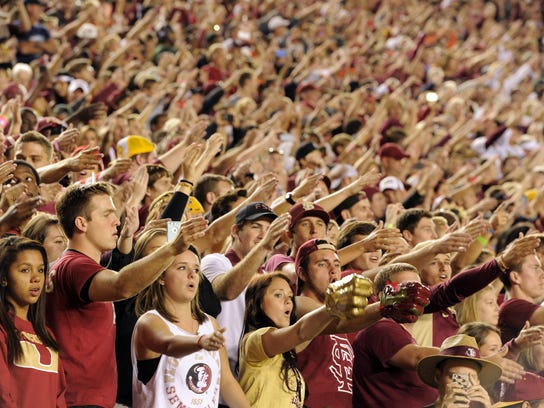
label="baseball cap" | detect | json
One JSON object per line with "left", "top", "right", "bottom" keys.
{"left": 294, "top": 238, "right": 337, "bottom": 274}
{"left": 186, "top": 196, "right": 205, "bottom": 216}
{"left": 379, "top": 176, "right": 406, "bottom": 192}
{"left": 289, "top": 202, "right": 330, "bottom": 230}
{"left": 362, "top": 186, "right": 380, "bottom": 200}
{"left": 35, "top": 117, "right": 68, "bottom": 135}
{"left": 68, "top": 79, "right": 90, "bottom": 95}
{"left": 1, "top": 83, "right": 24, "bottom": 99}
{"left": 378, "top": 143, "right": 410, "bottom": 160}
{"left": 117, "top": 135, "right": 155, "bottom": 158}
{"left": 76, "top": 23, "right": 98, "bottom": 40}
{"left": 235, "top": 202, "right": 277, "bottom": 225}
{"left": 263, "top": 254, "right": 293, "bottom": 273}
{"left": 297, "top": 82, "right": 317, "bottom": 94}
{"left": 334, "top": 194, "right": 364, "bottom": 215}
{"left": 268, "top": 16, "right": 290, "bottom": 31}
{"left": 295, "top": 142, "right": 318, "bottom": 161}
{"left": 24, "top": 0, "right": 46, "bottom": 6}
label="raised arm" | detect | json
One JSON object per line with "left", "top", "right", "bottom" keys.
{"left": 391, "top": 231, "right": 472, "bottom": 271}
{"left": 88, "top": 216, "right": 208, "bottom": 302}
{"left": 261, "top": 306, "right": 337, "bottom": 357}
{"left": 195, "top": 176, "right": 279, "bottom": 254}
{"left": 338, "top": 223, "right": 404, "bottom": 266}
{"left": 209, "top": 213, "right": 290, "bottom": 300}
{"left": 265, "top": 274, "right": 373, "bottom": 356}
{"left": 316, "top": 169, "right": 381, "bottom": 212}
{"left": 38, "top": 146, "right": 102, "bottom": 184}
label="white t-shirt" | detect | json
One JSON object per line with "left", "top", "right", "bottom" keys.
{"left": 201, "top": 253, "right": 247, "bottom": 376}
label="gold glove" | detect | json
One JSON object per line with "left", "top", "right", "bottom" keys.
{"left": 325, "top": 274, "right": 373, "bottom": 319}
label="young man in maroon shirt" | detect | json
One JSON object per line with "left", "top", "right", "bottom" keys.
{"left": 46, "top": 182, "right": 207, "bottom": 407}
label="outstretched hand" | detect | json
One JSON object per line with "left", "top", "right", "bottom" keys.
{"left": 197, "top": 327, "right": 226, "bottom": 351}
{"left": 325, "top": 274, "right": 373, "bottom": 319}
{"left": 500, "top": 234, "right": 541, "bottom": 270}
{"left": 169, "top": 216, "right": 208, "bottom": 254}
{"left": 380, "top": 281, "right": 431, "bottom": 323}
{"left": 260, "top": 213, "right": 290, "bottom": 251}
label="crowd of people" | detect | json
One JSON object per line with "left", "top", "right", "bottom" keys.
{"left": 2, "top": 0, "right": 544, "bottom": 407}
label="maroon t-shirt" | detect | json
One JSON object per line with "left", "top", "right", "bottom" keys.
{"left": 297, "top": 334, "right": 353, "bottom": 408}
{"left": 352, "top": 319, "right": 438, "bottom": 407}
{"left": 432, "top": 309, "right": 459, "bottom": 347}
{"left": 46, "top": 249, "right": 116, "bottom": 407}
{"left": 0, "top": 316, "right": 66, "bottom": 407}
{"left": 498, "top": 298, "right": 539, "bottom": 343}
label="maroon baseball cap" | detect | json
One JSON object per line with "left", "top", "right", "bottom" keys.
{"left": 36, "top": 117, "right": 67, "bottom": 135}
{"left": 297, "top": 82, "right": 317, "bottom": 94}
{"left": 378, "top": 143, "right": 410, "bottom": 160}
{"left": 294, "top": 238, "right": 337, "bottom": 273}
{"left": 263, "top": 254, "right": 293, "bottom": 273}
{"left": 288, "top": 202, "right": 329, "bottom": 230}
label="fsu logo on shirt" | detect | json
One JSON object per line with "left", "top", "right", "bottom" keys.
{"left": 186, "top": 363, "right": 212, "bottom": 394}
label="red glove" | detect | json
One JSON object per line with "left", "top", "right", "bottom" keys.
{"left": 379, "top": 281, "right": 431, "bottom": 323}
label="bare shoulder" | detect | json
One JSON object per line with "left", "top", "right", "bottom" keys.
{"left": 136, "top": 312, "right": 172, "bottom": 334}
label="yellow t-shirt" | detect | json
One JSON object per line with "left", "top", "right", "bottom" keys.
{"left": 239, "top": 327, "right": 305, "bottom": 408}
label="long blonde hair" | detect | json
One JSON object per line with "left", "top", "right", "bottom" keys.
{"left": 454, "top": 284, "right": 496, "bottom": 326}
{"left": 134, "top": 228, "right": 206, "bottom": 324}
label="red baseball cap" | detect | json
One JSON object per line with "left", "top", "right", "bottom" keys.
{"left": 288, "top": 202, "right": 329, "bottom": 230}
{"left": 378, "top": 143, "right": 410, "bottom": 160}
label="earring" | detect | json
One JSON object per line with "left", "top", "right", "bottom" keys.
{"left": 1, "top": 280, "right": 7, "bottom": 287}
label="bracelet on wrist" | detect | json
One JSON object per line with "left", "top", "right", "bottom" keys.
{"left": 196, "top": 335, "right": 204, "bottom": 348}
{"left": 178, "top": 179, "right": 194, "bottom": 187}
{"left": 496, "top": 255, "right": 509, "bottom": 273}
{"left": 285, "top": 192, "right": 296, "bottom": 205}
{"left": 178, "top": 182, "right": 193, "bottom": 189}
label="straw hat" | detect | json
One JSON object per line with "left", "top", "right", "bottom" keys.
{"left": 417, "top": 334, "right": 502, "bottom": 389}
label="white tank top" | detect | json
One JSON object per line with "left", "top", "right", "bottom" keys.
{"left": 132, "top": 310, "right": 221, "bottom": 408}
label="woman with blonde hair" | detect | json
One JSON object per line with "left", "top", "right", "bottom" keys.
{"left": 131, "top": 240, "right": 249, "bottom": 407}
{"left": 454, "top": 283, "right": 500, "bottom": 326}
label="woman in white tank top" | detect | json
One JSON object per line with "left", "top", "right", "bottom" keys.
{"left": 131, "top": 244, "right": 249, "bottom": 408}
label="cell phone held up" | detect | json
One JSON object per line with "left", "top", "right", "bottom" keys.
{"left": 452, "top": 373, "right": 469, "bottom": 390}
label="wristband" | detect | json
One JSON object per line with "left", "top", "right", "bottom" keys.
{"left": 177, "top": 180, "right": 194, "bottom": 191}
{"left": 476, "top": 236, "right": 488, "bottom": 245}
{"left": 196, "top": 335, "right": 204, "bottom": 348}
{"left": 386, "top": 223, "right": 394, "bottom": 229}
{"left": 178, "top": 179, "right": 194, "bottom": 187}
{"left": 285, "top": 192, "right": 296, "bottom": 205}
{"left": 177, "top": 182, "right": 193, "bottom": 190}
